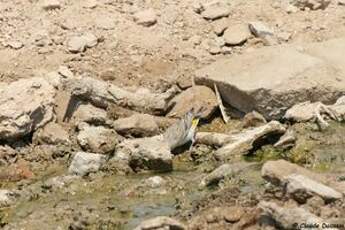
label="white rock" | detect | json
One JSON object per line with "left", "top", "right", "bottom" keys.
{"left": 133, "top": 9, "right": 157, "bottom": 27}
{"left": 0, "top": 77, "right": 56, "bottom": 140}
{"left": 144, "top": 176, "right": 166, "bottom": 188}
{"left": 7, "top": 41, "right": 24, "bottom": 49}
{"left": 134, "top": 216, "right": 186, "bottom": 230}
{"left": 223, "top": 24, "right": 251, "bottom": 46}
{"left": 68, "top": 152, "right": 106, "bottom": 176}
{"left": 42, "top": 0, "right": 61, "bottom": 10}
{"left": 83, "top": 33, "right": 98, "bottom": 48}
{"left": 0, "top": 190, "right": 18, "bottom": 208}
{"left": 67, "top": 36, "right": 87, "bottom": 53}
{"left": 83, "top": 0, "right": 98, "bottom": 8}
{"left": 215, "top": 121, "right": 286, "bottom": 160}
{"left": 273, "top": 129, "right": 296, "bottom": 149}
{"left": 115, "top": 136, "right": 173, "bottom": 172}
{"left": 77, "top": 123, "right": 118, "bottom": 154}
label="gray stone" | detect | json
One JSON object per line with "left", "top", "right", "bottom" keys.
{"left": 286, "top": 174, "right": 342, "bottom": 203}
{"left": 0, "top": 77, "right": 56, "bottom": 140}
{"left": 215, "top": 121, "right": 286, "bottom": 161}
{"left": 115, "top": 136, "right": 172, "bottom": 172}
{"left": 259, "top": 201, "right": 330, "bottom": 229}
{"left": 68, "top": 152, "right": 106, "bottom": 176}
{"left": 223, "top": 24, "right": 251, "bottom": 46}
{"left": 248, "top": 21, "right": 276, "bottom": 45}
{"left": 33, "top": 122, "right": 70, "bottom": 145}
{"left": 77, "top": 123, "right": 118, "bottom": 154}
{"left": 167, "top": 86, "right": 218, "bottom": 119}
{"left": 195, "top": 38, "right": 345, "bottom": 120}
{"left": 134, "top": 216, "right": 186, "bottom": 230}
{"left": 113, "top": 114, "right": 159, "bottom": 137}
{"left": 133, "top": 9, "right": 157, "bottom": 27}
{"left": 200, "top": 162, "right": 252, "bottom": 187}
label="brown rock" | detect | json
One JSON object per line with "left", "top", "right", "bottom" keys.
{"left": 113, "top": 114, "right": 159, "bottom": 137}
{"left": 242, "top": 111, "right": 267, "bottom": 128}
{"left": 223, "top": 206, "right": 244, "bottom": 223}
{"left": 167, "top": 86, "right": 217, "bottom": 119}
{"left": 223, "top": 24, "right": 251, "bottom": 46}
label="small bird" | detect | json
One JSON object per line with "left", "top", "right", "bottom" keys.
{"left": 163, "top": 107, "right": 203, "bottom": 152}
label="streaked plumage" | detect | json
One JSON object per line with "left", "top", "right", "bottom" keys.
{"left": 163, "top": 109, "right": 202, "bottom": 151}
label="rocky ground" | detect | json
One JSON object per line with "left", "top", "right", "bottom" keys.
{"left": 2, "top": 0, "right": 345, "bottom": 229}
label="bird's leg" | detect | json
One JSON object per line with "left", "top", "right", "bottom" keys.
{"left": 189, "top": 136, "right": 196, "bottom": 151}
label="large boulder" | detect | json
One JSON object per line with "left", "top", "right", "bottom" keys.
{"left": 114, "top": 136, "right": 173, "bottom": 172}
{"left": 195, "top": 38, "right": 345, "bottom": 120}
{"left": 0, "top": 77, "right": 56, "bottom": 140}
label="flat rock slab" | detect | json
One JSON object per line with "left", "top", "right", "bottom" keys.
{"left": 286, "top": 174, "right": 342, "bottom": 203}
{"left": 134, "top": 216, "right": 186, "bottom": 230}
{"left": 262, "top": 159, "right": 345, "bottom": 195}
{"left": 0, "top": 77, "right": 56, "bottom": 140}
{"left": 195, "top": 38, "right": 345, "bottom": 120}
{"left": 214, "top": 121, "right": 286, "bottom": 161}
